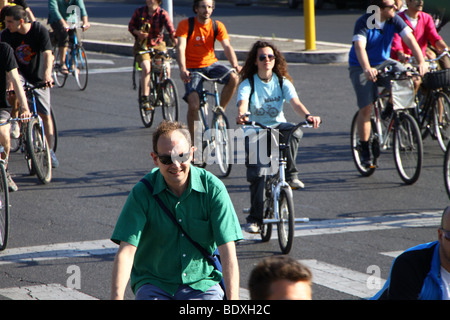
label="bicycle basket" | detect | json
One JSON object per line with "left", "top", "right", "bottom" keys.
{"left": 391, "top": 78, "right": 415, "bottom": 110}
{"left": 422, "top": 69, "right": 450, "bottom": 89}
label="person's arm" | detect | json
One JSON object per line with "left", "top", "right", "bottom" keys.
{"left": 354, "top": 40, "right": 378, "bottom": 82}
{"left": 176, "top": 36, "right": 190, "bottom": 83}
{"left": 111, "top": 241, "right": 137, "bottom": 300}
{"left": 43, "top": 50, "right": 54, "bottom": 85}
{"left": 218, "top": 241, "right": 239, "bottom": 300}
{"left": 402, "top": 32, "right": 427, "bottom": 76}
{"left": 220, "top": 39, "right": 241, "bottom": 72}
{"left": 236, "top": 99, "right": 249, "bottom": 124}
{"left": 289, "top": 97, "right": 321, "bottom": 128}
{"left": 7, "top": 68, "right": 31, "bottom": 119}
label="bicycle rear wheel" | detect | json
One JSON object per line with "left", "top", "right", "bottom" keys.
{"left": 433, "top": 92, "right": 450, "bottom": 152}
{"left": 277, "top": 188, "right": 294, "bottom": 254}
{"left": 0, "top": 161, "right": 10, "bottom": 251}
{"left": 393, "top": 113, "right": 423, "bottom": 184}
{"left": 212, "top": 109, "right": 232, "bottom": 177}
{"left": 74, "top": 45, "right": 88, "bottom": 91}
{"left": 350, "top": 111, "right": 376, "bottom": 177}
{"left": 138, "top": 84, "right": 155, "bottom": 128}
{"left": 444, "top": 141, "right": 450, "bottom": 198}
{"left": 52, "top": 46, "right": 68, "bottom": 88}
{"left": 161, "top": 78, "right": 179, "bottom": 122}
{"left": 261, "top": 180, "right": 274, "bottom": 242}
{"left": 26, "top": 118, "right": 52, "bottom": 184}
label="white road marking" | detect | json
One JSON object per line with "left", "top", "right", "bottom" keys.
{"left": 243, "top": 211, "right": 441, "bottom": 240}
{"left": 0, "top": 283, "right": 98, "bottom": 300}
{"left": 300, "top": 259, "right": 384, "bottom": 299}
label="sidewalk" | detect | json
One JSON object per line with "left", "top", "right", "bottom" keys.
{"left": 39, "top": 18, "right": 350, "bottom": 64}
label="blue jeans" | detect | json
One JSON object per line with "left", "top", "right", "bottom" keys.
{"left": 135, "top": 283, "right": 224, "bottom": 300}
{"left": 183, "top": 62, "right": 232, "bottom": 102}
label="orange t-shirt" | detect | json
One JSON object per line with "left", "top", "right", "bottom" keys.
{"left": 176, "top": 17, "right": 229, "bottom": 69}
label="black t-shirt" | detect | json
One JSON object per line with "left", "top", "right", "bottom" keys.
{"left": 0, "top": 42, "right": 18, "bottom": 108}
{"left": 0, "top": 21, "right": 52, "bottom": 84}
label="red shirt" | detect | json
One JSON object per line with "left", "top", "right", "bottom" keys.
{"left": 391, "top": 11, "right": 442, "bottom": 60}
{"left": 128, "top": 6, "right": 175, "bottom": 47}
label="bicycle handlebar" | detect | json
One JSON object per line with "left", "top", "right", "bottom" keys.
{"left": 426, "top": 50, "right": 450, "bottom": 63}
{"left": 190, "top": 68, "right": 236, "bottom": 83}
{"left": 137, "top": 47, "right": 173, "bottom": 59}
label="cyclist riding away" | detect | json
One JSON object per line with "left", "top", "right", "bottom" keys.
{"left": 175, "top": 0, "right": 241, "bottom": 148}
{"left": 348, "top": 0, "right": 427, "bottom": 168}
{"left": 129, "top": 0, "right": 177, "bottom": 111}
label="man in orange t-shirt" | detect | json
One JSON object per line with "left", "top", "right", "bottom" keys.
{"left": 176, "top": 0, "right": 240, "bottom": 149}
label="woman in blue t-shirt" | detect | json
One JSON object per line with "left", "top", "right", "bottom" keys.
{"left": 236, "top": 40, "right": 320, "bottom": 233}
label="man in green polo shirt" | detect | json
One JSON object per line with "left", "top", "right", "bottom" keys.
{"left": 110, "top": 120, "right": 242, "bottom": 300}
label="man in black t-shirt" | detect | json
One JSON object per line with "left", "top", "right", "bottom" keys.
{"left": 0, "top": 42, "right": 31, "bottom": 191}
{"left": 1, "top": 5, "right": 59, "bottom": 168}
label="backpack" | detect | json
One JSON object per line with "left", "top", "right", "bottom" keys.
{"left": 187, "top": 16, "right": 218, "bottom": 47}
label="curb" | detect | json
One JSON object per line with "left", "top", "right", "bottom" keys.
{"left": 83, "top": 37, "right": 350, "bottom": 64}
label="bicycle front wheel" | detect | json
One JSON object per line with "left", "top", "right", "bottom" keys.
{"left": 277, "top": 188, "right": 295, "bottom": 254}
{"left": 393, "top": 113, "right": 423, "bottom": 184}
{"left": 212, "top": 109, "right": 232, "bottom": 177}
{"left": 444, "top": 141, "right": 450, "bottom": 198}
{"left": 26, "top": 118, "right": 52, "bottom": 184}
{"left": 433, "top": 92, "right": 450, "bottom": 152}
{"left": 51, "top": 108, "right": 58, "bottom": 153}
{"left": 0, "top": 162, "right": 10, "bottom": 251}
{"left": 161, "top": 78, "right": 179, "bottom": 122}
{"left": 74, "top": 45, "right": 88, "bottom": 90}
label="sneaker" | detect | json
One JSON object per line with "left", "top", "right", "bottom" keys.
{"left": 50, "top": 149, "right": 59, "bottom": 168}
{"left": 6, "top": 171, "right": 18, "bottom": 192}
{"left": 288, "top": 178, "right": 305, "bottom": 189}
{"left": 10, "top": 122, "right": 20, "bottom": 139}
{"left": 245, "top": 222, "right": 260, "bottom": 234}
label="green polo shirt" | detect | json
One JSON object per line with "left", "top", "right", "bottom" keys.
{"left": 111, "top": 165, "right": 243, "bottom": 295}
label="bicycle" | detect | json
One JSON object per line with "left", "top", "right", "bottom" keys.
{"left": 135, "top": 48, "right": 179, "bottom": 128}
{"left": 351, "top": 66, "right": 423, "bottom": 185}
{"left": 0, "top": 119, "right": 16, "bottom": 251}
{"left": 444, "top": 140, "right": 450, "bottom": 198}
{"left": 191, "top": 69, "right": 236, "bottom": 178}
{"left": 52, "top": 26, "right": 88, "bottom": 91}
{"left": 242, "top": 119, "right": 313, "bottom": 254}
{"left": 414, "top": 51, "right": 450, "bottom": 152}
{"left": 13, "top": 82, "right": 53, "bottom": 184}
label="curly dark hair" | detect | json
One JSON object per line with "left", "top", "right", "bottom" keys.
{"left": 239, "top": 40, "right": 293, "bottom": 84}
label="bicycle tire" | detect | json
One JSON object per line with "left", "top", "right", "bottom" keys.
{"left": 393, "top": 113, "right": 423, "bottom": 184}
{"left": 277, "top": 188, "right": 295, "bottom": 254}
{"left": 0, "top": 162, "right": 10, "bottom": 251}
{"left": 350, "top": 111, "right": 376, "bottom": 177}
{"left": 444, "top": 141, "right": 450, "bottom": 199}
{"left": 161, "top": 78, "right": 179, "bottom": 122}
{"left": 51, "top": 108, "right": 58, "bottom": 153}
{"left": 138, "top": 84, "right": 155, "bottom": 128}
{"left": 260, "top": 183, "right": 273, "bottom": 242}
{"left": 433, "top": 92, "right": 450, "bottom": 152}
{"left": 74, "top": 45, "right": 88, "bottom": 91}
{"left": 26, "top": 117, "right": 52, "bottom": 184}
{"left": 52, "top": 46, "right": 68, "bottom": 88}
{"left": 212, "top": 108, "right": 232, "bottom": 177}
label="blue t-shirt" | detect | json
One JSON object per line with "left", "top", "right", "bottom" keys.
{"left": 349, "top": 13, "right": 409, "bottom": 67}
{"left": 237, "top": 74, "right": 298, "bottom": 127}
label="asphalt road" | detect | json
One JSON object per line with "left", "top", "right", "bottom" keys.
{"left": 0, "top": 0, "right": 449, "bottom": 303}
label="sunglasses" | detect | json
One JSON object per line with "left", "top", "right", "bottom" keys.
{"left": 258, "top": 54, "right": 275, "bottom": 62}
{"left": 382, "top": 4, "right": 397, "bottom": 9}
{"left": 157, "top": 151, "right": 191, "bottom": 165}
{"left": 441, "top": 228, "right": 450, "bottom": 241}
